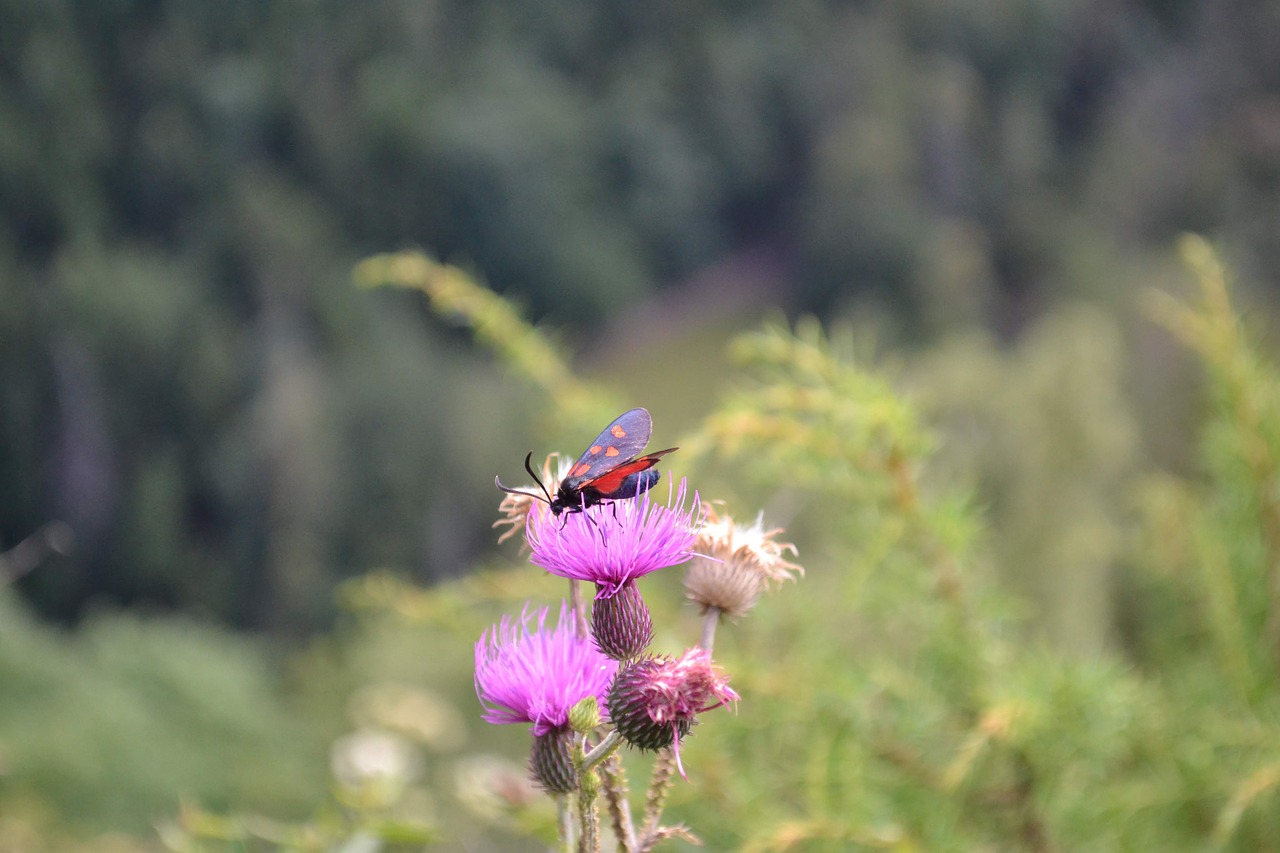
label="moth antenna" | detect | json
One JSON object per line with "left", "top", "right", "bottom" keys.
{"left": 523, "top": 451, "right": 555, "bottom": 503}
{"left": 495, "top": 452, "right": 555, "bottom": 505}
{"left": 494, "top": 476, "right": 550, "bottom": 503}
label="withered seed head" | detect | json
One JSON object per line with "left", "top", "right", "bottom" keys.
{"left": 684, "top": 506, "right": 802, "bottom": 617}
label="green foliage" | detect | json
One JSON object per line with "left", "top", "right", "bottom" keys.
{"left": 325, "top": 249, "right": 1280, "bottom": 850}
{"left": 664, "top": 240, "right": 1280, "bottom": 850}
{"left": 14, "top": 241, "right": 1280, "bottom": 849}
{"left": 910, "top": 303, "right": 1140, "bottom": 652}
{"left": 1139, "top": 236, "right": 1280, "bottom": 704}
{"left": 0, "top": 592, "right": 326, "bottom": 837}
{"left": 168, "top": 568, "right": 564, "bottom": 852}
{"left": 355, "top": 251, "right": 614, "bottom": 432}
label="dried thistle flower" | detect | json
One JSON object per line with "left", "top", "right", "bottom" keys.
{"left": 685, "top": 506, "right": 803, "bottom": 617}
{"left": 493, "top": 453, "right": 569, "bottom": 546}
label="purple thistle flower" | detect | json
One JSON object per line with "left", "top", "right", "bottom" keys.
{"left": 474, "top": 601, "right": 619, "bottom": 737}
{"left": 526, "top": 479, "right": 700, "bottom": 597}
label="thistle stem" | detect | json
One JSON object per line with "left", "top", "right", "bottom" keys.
{"left": 699, "top": 606, "right": 721, "bottom": 652}
{"left": 583, "top": 729, "right": 623, "bottom": 772}
{"left": 557, "top": 795, "right": 573, "bottom": 852}
{"left": 640, "top": 748, "right": 678, "bottom": 843}
{"left": 574, "top": 734, "right": 601, "bottom": 853}
{"left": 599, "top": 750, "right": 637, "bottom": 852}
{"left": 577, "top": 783, "right": 599, "bottom": 853}
{"left": 569, "top": 579, "right": 589, "bottom": 639}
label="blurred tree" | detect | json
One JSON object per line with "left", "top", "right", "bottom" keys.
{"left": 1, "top": 0, "right": 1278, "bottom": 629}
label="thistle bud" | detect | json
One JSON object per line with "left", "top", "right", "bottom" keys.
{"left": 569, "top": 696, "right": 602, "bottom": 733}
{"left": 529, "top": 726, "right": 576, "bottom": 794}
{"left": 591, "top": 581, "right": 654, "bottom": 660}
{"left": 606, "top": 649, "right": 739, "bottom": 776}
{"left": 608, "top": 658, "right": 692, "bottom": 751}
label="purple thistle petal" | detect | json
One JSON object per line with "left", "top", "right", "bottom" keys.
{"left": 526, "top": 480, "right": 700, "bottom": 597}
{"left": 474, "top": 601, "right": 619, "bottom": 736}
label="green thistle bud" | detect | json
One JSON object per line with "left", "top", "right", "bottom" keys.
{"left": 591, "top": 581, "right": 653, "bottom": 661}
{"left": 607, "top": 658, "right": 692, "bottom": 752}
{"left": 529, "top": 726, "right": 576, "bottom": 794}
{"left": 569, "top": 696, "right": 602, "bottom": 733}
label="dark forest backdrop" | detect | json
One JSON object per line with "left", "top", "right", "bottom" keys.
{"left": 6, "top": 0, "right": 1279, "bottom": 634}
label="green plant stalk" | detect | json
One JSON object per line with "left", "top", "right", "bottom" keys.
{"left": 583, "top": 730, "right": 623, "bottom": 772}
{"left": 353, "top": 251, "right": 604, "bottom": 420}
{"left": 1151, "top": 236, "right": 1280, "bottom": 692}
{"left": 599, "top": 750, "right": 637, "bottom": 853}
{"left": 569, "top": 578, "right": 589, "bottom": 640}
{"left": 557, "top": 795, "right": 574, "bottom": 853}
{"left": 572, "top": 734, "right": 601, "bottom": 853}
{"left": 639, "top": 750, "right": 678, "bottom": 846}
{"left": 1181, "top": 239, "right": 1280, "bottom": 682}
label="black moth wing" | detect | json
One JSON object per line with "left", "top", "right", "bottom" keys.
{"left": 560, "top": 407, "right": 654, "bottom": 490}
{"left": 585, "top": 448, "right": 678, "bottom": 500}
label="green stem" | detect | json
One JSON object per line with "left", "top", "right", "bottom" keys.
{"left": 557, "top": 795, "right": 573, "bottom": 853}
{"left": 570, "top": 579, "right": 589, "bottom": 639}
{"left": 583, "top": 729, "right": 623, "bottom": 772}
{"left": 640, "top": 748, "right": 678, "bottom": 843}
{"left": 599, "top": 750, "right": 637, "bottom": 853}
{"left": 574, "top": 734, "right": 600, "bottom": 853}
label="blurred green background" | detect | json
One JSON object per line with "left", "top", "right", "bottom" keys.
{"left": 4, "top": 0, "right": 1280, "bottom": 849}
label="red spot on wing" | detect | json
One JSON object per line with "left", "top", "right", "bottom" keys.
{"left": 589, "top": 445, "right": 603, "bottom": 455}
{"left": 570, "top": 462, "right": 592, "bottom": 477}
{"left": 611, "top": 425, "right": 627, "bottom": 438}
{"left": 605, "top": 446, "right": 620, "bottom": 457}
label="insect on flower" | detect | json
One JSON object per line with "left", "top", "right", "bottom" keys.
{"left": 496, "top": 408, "right": 677, "bottom": 517}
